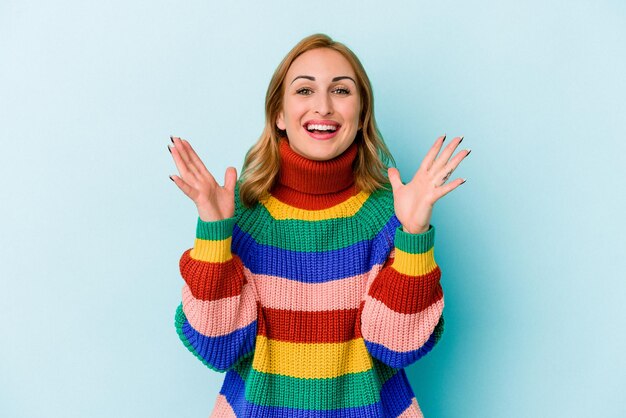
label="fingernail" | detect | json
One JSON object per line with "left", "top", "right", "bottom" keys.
{"left": 466, "top": 149, "right": 471, "bottom": 156}
{"left": 170, "top": 135, "right": 175, "bottom": 143}
{"left": 167, "top": 145, "right": 172, "bottom": 153}
{"left": 169, "top": 175, "right": 174, "bottom": 182}
{"left": 442, "top": 134, "right": 447, "bottom": 142}
{"left": 459, "top": 136, "right": 464, "bottom": 143}
{"left": 461, "top": 178, "right": 467, "bottom": 184}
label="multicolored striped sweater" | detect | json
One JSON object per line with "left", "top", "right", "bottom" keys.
{"left": 174, "top": 139, "right": 444, "bottom": 417}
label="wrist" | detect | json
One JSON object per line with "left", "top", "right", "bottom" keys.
{"left": 197, "top": 205, "right": 230, "bottom": 223}
{"left": 402, "top": 224, "right": 429, "bottom": 234}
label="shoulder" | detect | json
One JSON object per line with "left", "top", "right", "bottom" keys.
{"left": 233, "top": 180, "right": 271, "bottom": 227}
{"left": 360, "top": 184, "right": 394, "bottom": 215}
{"left": 355, "top": 184, "right": 396, "bottom": 232}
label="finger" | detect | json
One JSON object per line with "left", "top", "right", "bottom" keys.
{"left": 439, "top": 148, "right": 471, "bottom": 179}
{"left": 181, "top": 139, "right": 216, "bottom": 184}
{"left": 169, "top": 174, "right": 197, "bottom": 200}
{"left": 387, "top": 167, "right": 403, "bottom": 192}
{"left": 224, "top": 167, "right": 238, "bottom": 191}
{"left": 435, "top": 168, "right": 455, "bottom": 187}
{"left": 172, "top": 137, "right": 202, "bottom": 179}
{"left": 431, "top": 136, "right": 464, "bottom": 172}
{"left": 434, "top": 177, "right": 466, "bottom": 200}
{"left": 169, "top": 143, "right": 194, "bottom": 180}
{"left": 418, "top": 135, "right": 446, "bottom": 173}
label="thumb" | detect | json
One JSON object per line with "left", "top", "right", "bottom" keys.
{"left": 224, "top": 166, "right": 238, "bottom": 191}
{"left": 388, "top": 167, "right": 403, "bottom": 192}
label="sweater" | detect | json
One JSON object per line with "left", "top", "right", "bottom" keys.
{"left": 174, "top": 138, "right": 445, "bottom": 417}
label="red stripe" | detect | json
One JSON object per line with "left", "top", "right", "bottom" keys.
{"left": 179, "top": 249, "right": 246, "bottom": 301}
{"left": 257, "top": 306, "right": 361, "bottom": 343}
{"left": 270, "top": 183, "right": 360, "bottom": 210}
{"left": 368, "top": 259, "right": 442, "bottom": 314}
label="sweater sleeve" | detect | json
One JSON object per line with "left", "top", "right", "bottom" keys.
{"left": 360, "top": 224, "right": 444, "bottom": 369}
{"left": 174, "top": 216, "right": 258, "bottom": 372}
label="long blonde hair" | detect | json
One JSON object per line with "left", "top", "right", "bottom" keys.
{"left": 239, "top": 33, "right": 394, "bottom": 207}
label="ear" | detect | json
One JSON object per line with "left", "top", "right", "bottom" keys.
{"left": 276, "top": 111, "right": 286, "bottom": 131}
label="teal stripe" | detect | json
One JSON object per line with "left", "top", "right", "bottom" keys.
{"left": 195, "top": 216, "right": 236, "bottom": 241}
{"left": 394, "top": 225, "right": 435, "bottom": 254}
{"left": 174, "top": 303, "right": 220, "bottom": 371}
{"left": 243, "top": 369, "right": 382, "bottom": 409}
{"left": 230, "top": 356, "right": 399, "bottom": 410}
{"left": 235, "top": 188, "right": 396, "bottom": 252}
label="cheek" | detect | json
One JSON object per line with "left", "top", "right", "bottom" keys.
{"left": 282, "top": 101, "right": 306, "bottom": 127}
{"left": 340, "top": 100, "right": 361, "bottom": 125}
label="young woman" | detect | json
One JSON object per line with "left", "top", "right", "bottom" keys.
{"left": 168, "top": 33, "right": 469, "bottom": 417}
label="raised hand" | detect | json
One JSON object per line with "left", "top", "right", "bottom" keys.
{"left": 168, "top": 136, "right": 237, "bottom": 222}
{"left": 387, "top": 135, "right": 471, "bottom": 234}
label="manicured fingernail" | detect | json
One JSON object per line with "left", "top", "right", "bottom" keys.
{"left": 442, "top": 134, "right": 447, "bottom": 142}
{"left": 461, "top": 178, "right": 467, "bottom": 184}
{"left": 459, "top": 136, "right": 464, "bottom": 143}
{"left": 170, "top": 135, "right": 175, "bottom": 143}
{"left": 466, "top": 149, "right": 471, "bottom": 155}
{"left": 167, "top": 145, "right": 172, "bottom": 153}
{"left": 169, "top": 175, "right": 174, "bottom": 182}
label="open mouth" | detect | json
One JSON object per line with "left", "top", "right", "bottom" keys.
{"left": 305, "top": 122, "right": 340, "bottom": 134}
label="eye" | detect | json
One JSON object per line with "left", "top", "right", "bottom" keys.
{"left": 296, "top": 87, "right": 313, "bottom": 96}
{"left": 332, "top": 87, "right": 351, "bottom": 95}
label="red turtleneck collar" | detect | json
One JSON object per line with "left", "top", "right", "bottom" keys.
{"left": 270, "top": 138, "right": 360, "bottom": 210}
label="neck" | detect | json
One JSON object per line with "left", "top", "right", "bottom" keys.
{"left": 270, "top": 138, "right": 359, "bottom": 210}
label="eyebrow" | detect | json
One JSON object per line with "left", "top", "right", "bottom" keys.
{"left": 290, "top": 75, "right": 357, "bottom": 85}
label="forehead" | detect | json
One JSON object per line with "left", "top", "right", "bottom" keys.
{"left": 287, "top": 48, "right": 356, "bottom": 80}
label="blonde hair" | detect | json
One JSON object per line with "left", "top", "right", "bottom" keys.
{"left": 239, "top": 33, "right": 394, "bottom": 207}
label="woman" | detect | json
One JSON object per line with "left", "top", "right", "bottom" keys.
{"left": 168, "top": 33, "right": 469, "bottom": 417}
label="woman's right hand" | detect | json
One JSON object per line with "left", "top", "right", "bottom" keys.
{"left": 168, "top": 136, "right": 237, "bottom": 222}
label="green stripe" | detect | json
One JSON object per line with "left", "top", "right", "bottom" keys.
{"left": 394, "top": 225, "right": 435, "bottom": 254}
{"left": 195, "top": 217, "right": 236, "bottom": 241}
{"left": 433, "top": 314, "right": 445, "bottom": 344}
{"left": 231, "top": 357, "right": 399, "bottom": 410}
{"left": 244, "top": 369, "right": 380, "bottom": 409}
{"left": 235, "top": 188, "right": 396, "bottom": 252}
{"left": 371, "top": 357, "right": 399, "bottom": 384}
{"left": 174, "top": 303, "right": 221, "bottom": 372}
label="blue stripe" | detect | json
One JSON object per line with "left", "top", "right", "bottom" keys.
{"left": 365, "top": 330, "right": 439, "bottom": 369}
{"left": 181, "top": 319, "right": 256, "bottom": 372}
{"left": 231, "top": 217, "right": 399, "bottom": 283}
{"left": 379, "top": 370, "right": 415, "bottom": 416}
{"left": 220, "top": 370, "right": 386, "bottom": 417}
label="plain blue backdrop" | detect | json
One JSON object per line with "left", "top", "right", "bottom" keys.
{"left": 1, "top": 0, "right": 624, "bottom": 417}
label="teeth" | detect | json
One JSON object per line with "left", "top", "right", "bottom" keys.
{"left": 307, "top": 124, "right": 337, "bottom": 131}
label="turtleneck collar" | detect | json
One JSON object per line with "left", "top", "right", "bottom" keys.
{"left": 270, "top": 138, "right": 359, "bottom": 210}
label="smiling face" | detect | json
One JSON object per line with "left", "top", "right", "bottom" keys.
{"left": 276, "top": 48, "right": 361, "bottom": 161}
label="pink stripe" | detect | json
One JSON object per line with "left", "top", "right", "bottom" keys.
{"left": 398, "top": 398, "right": 423, "bottom": 418}
{"left": 248, "top": 267, "right": 370, "bottom": 311}
{"left": 210, "top": 394, "right": 236, "bottom": 417}
{"left": 361, "top": 295, "right": 444, "bottom": 352}
{"left": 182, "top": 283, "right": 257, "bottom": 337}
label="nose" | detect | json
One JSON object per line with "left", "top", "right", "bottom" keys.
{"left": 314, "top": 92, "right": 333, "bottom": 116}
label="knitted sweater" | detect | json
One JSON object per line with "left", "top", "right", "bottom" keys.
{"left": 174, "top": 139, "right": 444, "bottom": 417}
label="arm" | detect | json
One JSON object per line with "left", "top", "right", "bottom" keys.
{"left": 361, "top": 134, "right": 469, "bottom": 368}
{"left": 361, "top": 224, "right": 444, "bottom": 369}
{"left": 168, "top": 136, "right": 256, "bottom": 372}
{"left": 174, "top": 216, "right": 257, "bottom": 372}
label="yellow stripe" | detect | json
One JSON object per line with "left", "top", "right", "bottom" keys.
{"left": 260, "top": 191, "right": 371, "bottom": 221}
{"left": 392, "top": 247, "right": 438, "bottom": 276}
{"left": 252, "top": 336, "right": 373, "bottom": 379}
{"left": 189, "top": 237, "right": 232, "bottom": 263}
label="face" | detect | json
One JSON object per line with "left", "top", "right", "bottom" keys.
{"left": 276, "top": 48, "right": 361, "bottom": 161}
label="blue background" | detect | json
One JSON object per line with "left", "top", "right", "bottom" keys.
{"left": 1, "top": 1, "right": 624, "bottom": 417}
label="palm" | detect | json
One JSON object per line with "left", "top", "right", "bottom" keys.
{"left": 168, "top": 136, "right": 237, "bottom": 222}
{"left": 388, "top": 135, "right": 470, "bottom": 234}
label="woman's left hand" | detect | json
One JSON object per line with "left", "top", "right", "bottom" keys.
{"left": 388, "top": 135, "right": 471, "bottom": 234}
